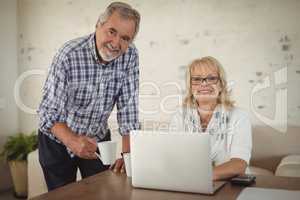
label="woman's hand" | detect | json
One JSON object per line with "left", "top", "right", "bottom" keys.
{"left": 213, "top": 158, "right": 247, "bottom": 181}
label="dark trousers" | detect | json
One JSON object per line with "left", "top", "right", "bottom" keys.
{"left": 38, "top": 130, "right": 111, "bottom": 191}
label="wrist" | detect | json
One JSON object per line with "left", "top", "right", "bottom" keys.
{"left": 122, "top": 135, "right": 130, "bottom": 153}
{"left": 64, "top": 132, "right": 79, "bottom": 147}
{"left": 212, "top": 168, "right": 219, "bottom": 181}
{"left": 121, "top": 151, "right": 130, "bottom": 157}
{"left": 51, "top": 123, "right": 78, "bottom": 147}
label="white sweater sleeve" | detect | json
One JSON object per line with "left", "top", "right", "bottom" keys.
{"left": 229, "top": 109, "right": 252, "bottom": 165}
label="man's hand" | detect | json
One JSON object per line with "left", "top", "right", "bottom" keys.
{"left": 51, "top": 123, "right": 97, "bottom": 159}
{"left": 110, "top": 158, "right": 125, "bottom": 173}
{"left": 68, "top": 135, "right": 97, "bottom": 159}
{"left": 110, "top": 134, "right": 130, "bottom": 173}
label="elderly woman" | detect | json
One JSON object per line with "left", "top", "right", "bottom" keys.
{"left": 170, "top": 56, "right": 252, "bottom": 181}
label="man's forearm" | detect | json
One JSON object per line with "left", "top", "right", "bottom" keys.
{"left": 50, "top": 122, "right": 77, "bottom": 147}
{"left": 50, "top": 122, "right": 97, "bottom": 159}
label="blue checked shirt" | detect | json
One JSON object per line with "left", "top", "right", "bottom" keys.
{"left": 37, "top": 33, "right": 140, "bottom": 154}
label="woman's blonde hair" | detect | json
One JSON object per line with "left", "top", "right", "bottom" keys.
{"left": 183, "top": 56, "right": 234, "bottom": 109}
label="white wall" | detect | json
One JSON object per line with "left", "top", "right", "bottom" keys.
{"left": 0, "top": 0, "right": 18, "bottom": 192}
{"left": 17, "top": 0, "right": 300, "bottom": 134}
{"left": 0, "top": 0, "right": 298, "bottom": 192}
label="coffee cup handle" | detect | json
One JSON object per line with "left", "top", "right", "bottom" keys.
{"left": 95, "top": 152, "right": 102, "bottom": 161}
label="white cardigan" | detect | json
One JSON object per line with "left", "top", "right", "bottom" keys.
{"left": 169, "top": 105, "right": 252, "bottom": 166}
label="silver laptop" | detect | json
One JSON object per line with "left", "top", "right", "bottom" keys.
{"left": 130, "top": 130, "right": 226, "bottom": 194}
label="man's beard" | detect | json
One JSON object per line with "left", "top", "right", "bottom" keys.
{"left": 98, "top": 44, "right": 120, "bottom": 62}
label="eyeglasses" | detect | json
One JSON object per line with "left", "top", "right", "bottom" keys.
{"left": 191, "top": 76, "right": 219, "bottom": 85}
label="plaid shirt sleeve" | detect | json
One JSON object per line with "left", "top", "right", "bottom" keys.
{"left": 116, "top": 50, "right": 140, "bottom": 135}
{"left": 37, "top": 51, "right": 69, "bottom": 135}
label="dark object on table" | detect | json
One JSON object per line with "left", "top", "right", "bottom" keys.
{"left": 230, "top": 174, "right": 256, "bottom": 186}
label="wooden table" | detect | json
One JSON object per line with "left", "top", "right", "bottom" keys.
{"left": 31, "top": 171, "right": 300, "bottom": 200}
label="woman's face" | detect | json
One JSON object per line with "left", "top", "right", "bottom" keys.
{"left": 190, "top": 64, "right": 221, "bottom": 104}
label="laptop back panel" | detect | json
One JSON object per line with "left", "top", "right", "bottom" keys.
{"left": 130, "top": 131, "right": 214, "bottom": 194}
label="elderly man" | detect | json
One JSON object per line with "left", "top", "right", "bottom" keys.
{"left": 37, "top": 2, "right": 140, "bottom": 190}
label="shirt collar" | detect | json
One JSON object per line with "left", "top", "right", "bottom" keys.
{"left": 88, "top": 33, "right": 100, "bottom": 63}
{"left": 190, "top": 104, "right": 227, "bottom": 133}
{"left": 94, "top": 34, "right": 102, "bottom": 62}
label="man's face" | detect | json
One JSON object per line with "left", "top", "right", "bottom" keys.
{"left": 95, "top": 12, "right": 135, "bottom": 62}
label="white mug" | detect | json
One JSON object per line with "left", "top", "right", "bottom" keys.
{"left": 96, "top": 141, "right": 117, "bottom": 165}
{"left": 123, "top": 153, "right": 132, "bottom": 177}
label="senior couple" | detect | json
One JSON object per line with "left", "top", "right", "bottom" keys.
{"left": 37, "top": 2, "right": 252, "bottom": 191}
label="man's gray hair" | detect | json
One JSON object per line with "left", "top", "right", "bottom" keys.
{"left": 97, "top": 2, "right": 141, "bottom": 39}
